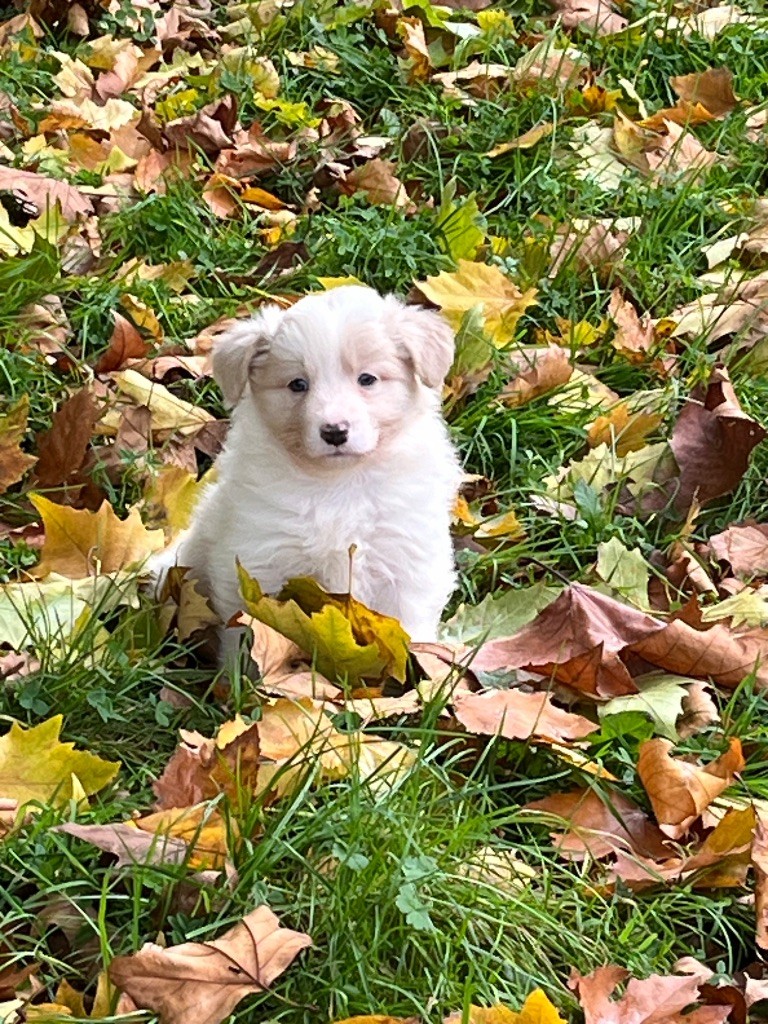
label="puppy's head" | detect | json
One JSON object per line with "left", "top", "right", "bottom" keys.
{"left": 212, "top": 286, "right": 454, "bottom": 467}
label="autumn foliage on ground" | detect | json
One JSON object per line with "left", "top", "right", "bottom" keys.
{"left": 3, "top": 0, "right": 768, "bottom": 1021}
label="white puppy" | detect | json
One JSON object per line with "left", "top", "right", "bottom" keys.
{"left": 156, "top": 285, "right": 462, "bottom": 659}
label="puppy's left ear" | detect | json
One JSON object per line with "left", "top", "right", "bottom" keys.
{"left": 386, "top": 299, "right": 455, "bottom": 389}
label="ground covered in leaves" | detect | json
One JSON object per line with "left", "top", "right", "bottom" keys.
{"left": 4, "top": 0, "right": 768, "bottom": 1021}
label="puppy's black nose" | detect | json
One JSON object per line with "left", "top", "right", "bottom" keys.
{"left": 320, "top": 423, "right": 349, "bottom": 447}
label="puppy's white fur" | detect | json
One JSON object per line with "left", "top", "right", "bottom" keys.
{"left": 154, "top": 286, "right": 462, "bottom": 656}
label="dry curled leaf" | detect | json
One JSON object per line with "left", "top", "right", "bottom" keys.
{"left": 109, "top": 905, "right": 311, "bottom": 1024}
{"left": 94, "top": 311, "right": 149, "bottom": 373}
{"left": 608, "top": 290, "right": 654, "bottom": 362}
{"left": 499, "top": 346, "right": 573, "bottom": 407}
{"left": 637, "top": 737, "right": 745, "bottom": 839}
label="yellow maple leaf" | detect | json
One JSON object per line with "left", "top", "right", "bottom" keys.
{"left": 0, "top": 395, "right": 37, "bottom": 494}
{"left": 239, "top": 568, "right": 410, "bottom": 684}
{"left": 416, "top": 260, "right": 538, "bottom": 346}
{"left": 318, "top": 275, "right": 364, "bottom": 289}
{"left": 30, "top": 494, "right": 164, "bottom": 579}
{"left": 143, "top": 465, "right": 212, "bottom": 536}
{"left": 444, "top": 992, "right": 567, "bottom": 1024}
{"left": 586, "top": 402, "right": 662, "bottom": 457}
{"left": 98, "top": 369, "right": 214, "bottom": 436}
{"left": 129, "top": 804, "right": 234, "bottom": 870}
{"left": 0, "top": 716, "right": 119, "bottom": 808}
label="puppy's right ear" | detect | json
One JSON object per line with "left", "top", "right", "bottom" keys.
{"left": 212, "top": 305, "right": 282, "bottom": 408}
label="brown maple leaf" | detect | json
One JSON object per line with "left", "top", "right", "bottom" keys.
{"left": 0, "top": 166, "right": 93, "bottom": 220}
{"left": 669, "top": 365, "right": 766, "bottom": 511}
{"left": 570, "top": 965, "right": 731, "bottom": 1024}
{"left": 109, "top": 905, "right": 311, "bottom": 1024}
{"left": 637, "top": 737, "right": 744, "bottom": 839}
{"left": 33, "top": 387, "right": 98, "bottom": 490}
{"left": 472, "top": 584, "right": 667, "bottom": 697}
{"left": 94, "top": 312, "right": 149, "bottom": 374}
{"left": 709, "top": 522, "right": 768, "bottom": 576}
{"left": 453, "top": 688, "right": 597, "bottom": 743}
{"left": 498, "top": 345, "right": 573, "bottom": 407}
{"left": 525, "top": 787, "right": 671, "bottom": 861}
{"left": 154, "top": 719, "right": 261, "bottom": 812}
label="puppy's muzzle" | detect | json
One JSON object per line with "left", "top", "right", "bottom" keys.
{"left": 319, "top": 422, "right": 349, "bottom": 447}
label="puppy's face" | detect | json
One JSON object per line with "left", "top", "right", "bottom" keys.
{"left": 213, "top": 287, "right": 454, "bottom": 469}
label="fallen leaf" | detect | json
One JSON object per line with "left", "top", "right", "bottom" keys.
{"left": 665, "top": 5, "right": 758, "bottom": 39}
{"left": 487, "top": 123, "right": 554, "bottom": 157}
{"left": 473, "top": 583, "right": 667, "bottom": 697}
{"left": 637, "top": 737, "right": 745, "bottom": 838}
{"left": 499, "top": 345, "right": 572, "bottom": 407}
{"left": 512, "top": 39, "right": 588, "bottom": 92}
{"left": 444, "top": 990, "right": 567, "bottom": 1024}
{"left": 599, "top": 673, "right": 693, "bottom": 740}
{"left": 525, "top": 787, "right": 671, "bottom": 861}
{"left": 570, "top": 966, "right": 731, "bottom": 1024}
{"left": 95, "top": 311, "right": 149, "bottom": 373}
{"left": 143, "top": 465, "right": 208, "bottom": 536}
{"left": 398, "top": 17, "right": 433, "bottom": 82}
{"left": 596, "top": 537, "right": 650, "bottom": 610}
{"left": 753, "top": 815, "right": 768, "bottom": 948}
{"left": 341, "top": 158, "right": 411, "bottom": 208}
{"left": 334, "top": 1017, "right": 416, "bottom": 1024}
{"left": 0, "top": 715, "right": 119, "bottom": 808}
{"left": 669, "top": 365, "right": 766, "bottom": 510}
{"left": 417, "top": 260, "right": 537, "bottom": 346}
{"left": 608, "top": 289, "right": 655, "bottom": 361}
{"left": 549, "top": 217, "right": 639, "bottom": 278}
{"left": 586, "top": 403, "right": 662, "bottom": 457}
{"left": 109, "top": 905, "right": 311, "bottom": 1024}
{"left": 30, "top": 494, "right": 164, "bottom": 579}
{"left": 33, "top": 388, "right": 98, "bottom": 489}
{"left": 441, "top": 584, "right": 561, "bottom": 645}
{"left": 100, "top": 369, "right": 215, "bottom": 436}
{"left": 153, "top": 717, "right": 261, "bottom": 811}
{"left": 0, "top": 396, "right": 36, "bottom": 493}
{"left": 611, "top": 804, "right": 756, "bottom": 891}
{"left": 239, "top": 569, "right": 410, "bottom": 684}
{"left": 550, "top": 0, "right": 627, "bottom": 35}
{"left": 671, "top": 68, "right": 738, "bottom": 120}
{"left": 57, "top": 804, "right": 232, "bottom": 871}
{"left": 630, "top": 616, "right": 768, "bottom": 689}
{"left": 0, "top": 166, "right": 93, "bottom": 221}
{"left": 453, "top": 688, "right": 597, "bottom": 743}
{"left": 709, "top": 522, "right": 768, "bottom": 576}
{"left": 54, "top": 820, "right": 190, "bottom": 868}
{"left": 677, "top": 681, "right": 720, "bottom": 739}
{"left": 0, "top": 573, "right": 137, "bottom": 651}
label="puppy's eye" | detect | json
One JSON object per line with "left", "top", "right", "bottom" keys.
{"left": 287, "top": 378, "right": 309, "bottom": 393}
{"left": 358, "top": 373, "right": 377, "bottom": 387}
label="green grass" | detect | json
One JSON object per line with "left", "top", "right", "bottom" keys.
{"left": 4, "top": 0, "right": 768, "bottom": 1019}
